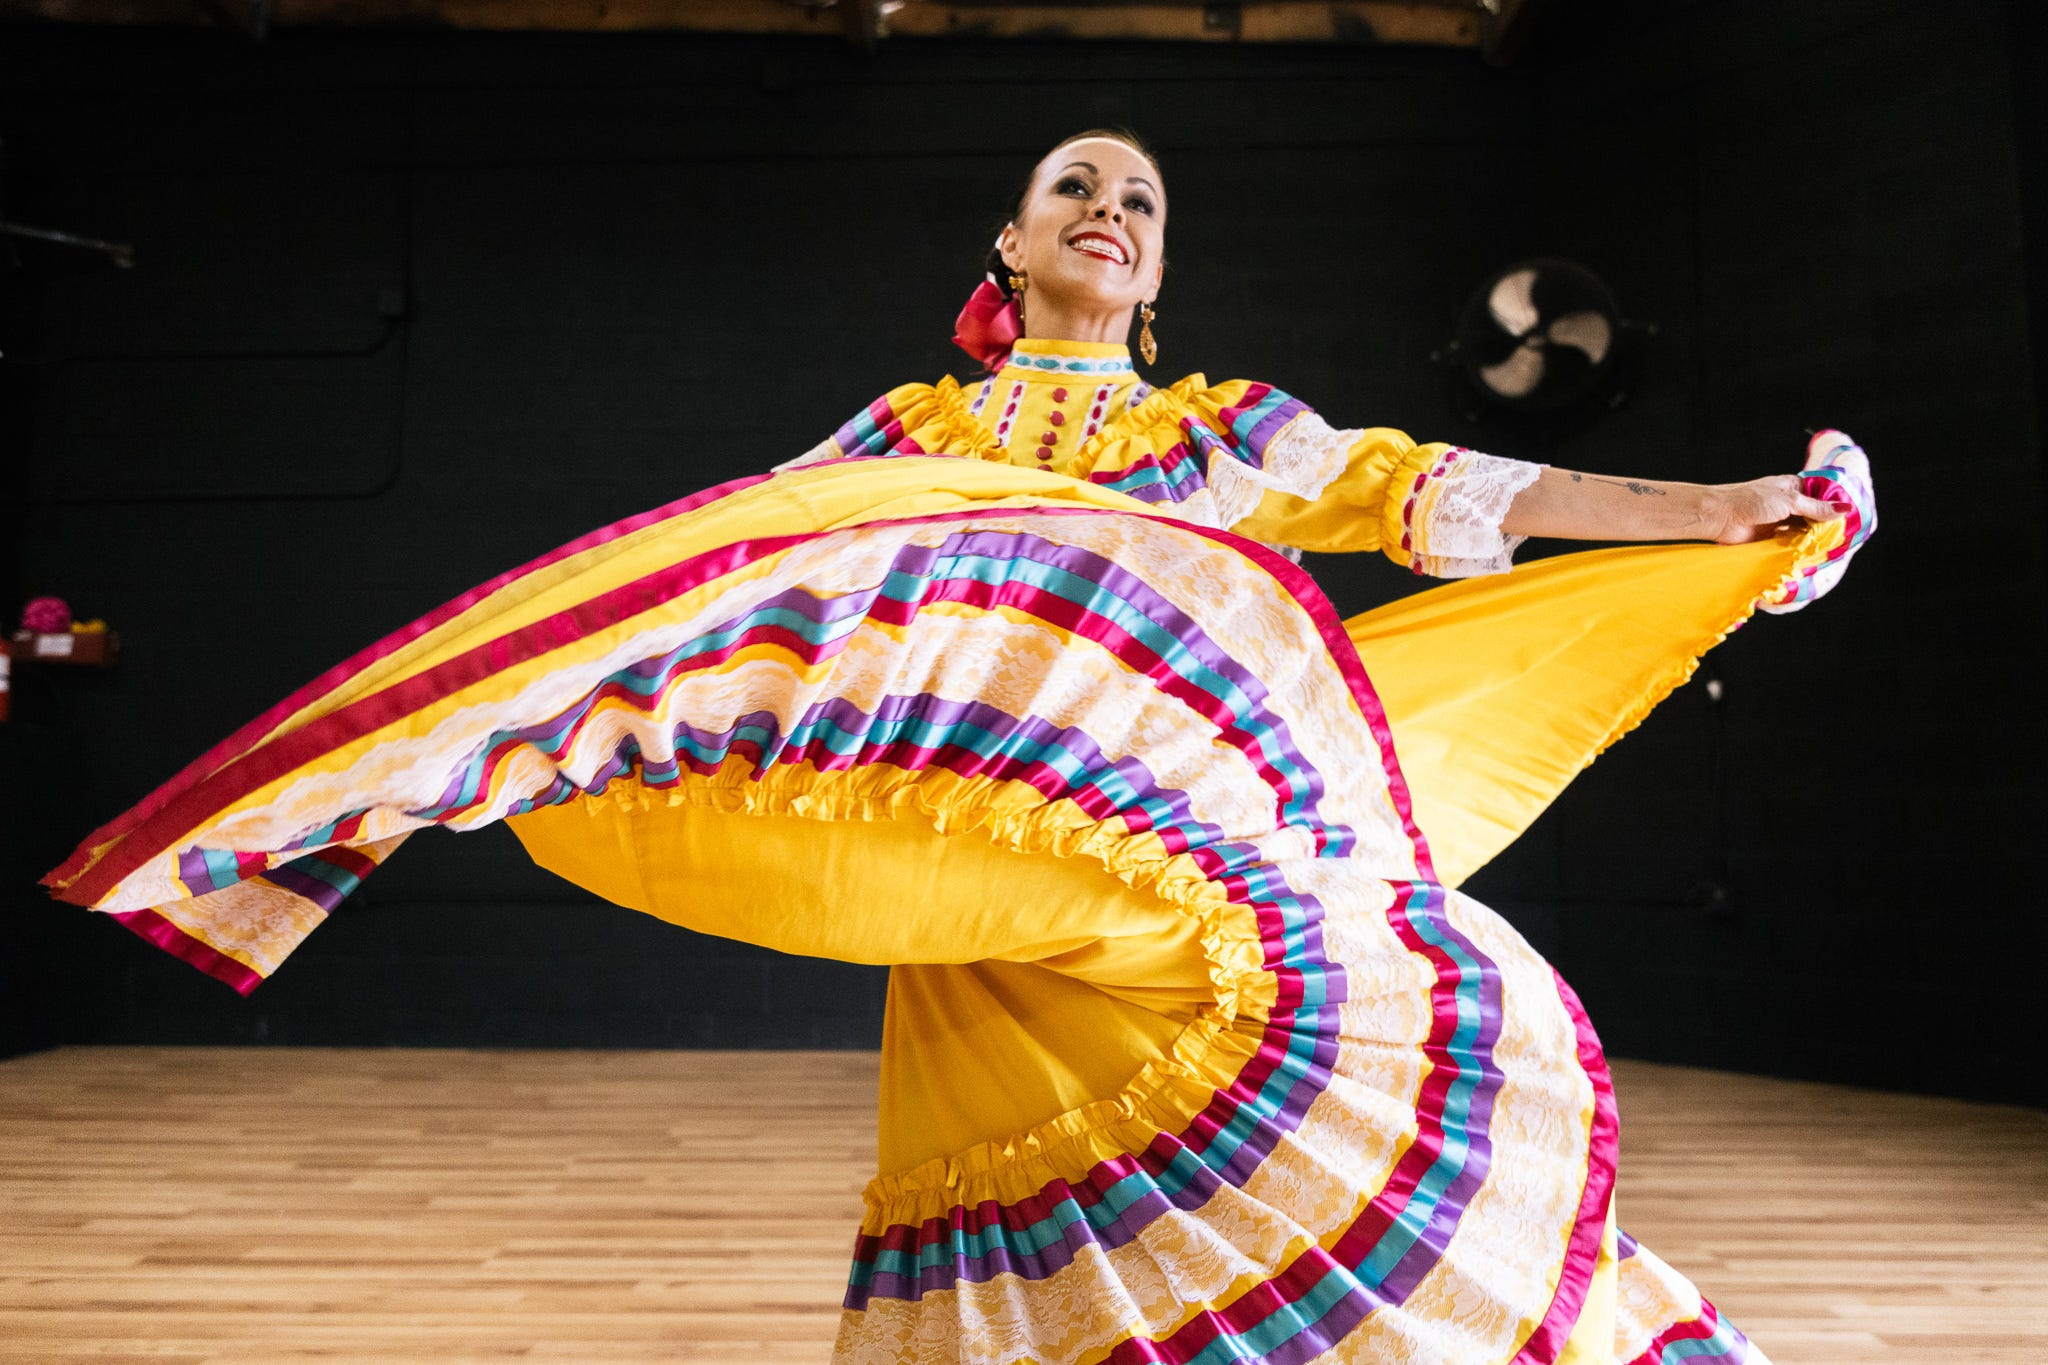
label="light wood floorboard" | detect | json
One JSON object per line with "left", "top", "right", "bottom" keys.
{"left": 0, "top": 1048, "right": 2040, "bottom": 1362}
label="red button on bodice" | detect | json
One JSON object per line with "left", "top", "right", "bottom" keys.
{"left": 1052, "top": 387, "right": 1069, "bottom": 402}
{"left": 1048, "top": 411, "right": 1066, "bottom": 426}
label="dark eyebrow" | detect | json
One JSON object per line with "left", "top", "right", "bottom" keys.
{"left": 1058, "top": 160, "right": 1161, "bottom": 196}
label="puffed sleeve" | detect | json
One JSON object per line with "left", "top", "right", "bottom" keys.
{"left": 1235, "top": 431, "right": 1546, "bottom": 576}
{"left": 776, "top": 376, "right": 1000, "bottom": 469}
{"left": 1186, "top": 381, "right": 1544, "bottom": 576}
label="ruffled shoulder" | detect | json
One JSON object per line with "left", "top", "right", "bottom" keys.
{"left": 777, "top": 374, "right": 1003, "bottom": 470}
{"left": 1074, "top": 373, "right": 1360, "bottom": 531}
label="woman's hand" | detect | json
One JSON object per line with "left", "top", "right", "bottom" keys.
{"left": 1698, "top": 471, "right": 1846, "bottom": 544}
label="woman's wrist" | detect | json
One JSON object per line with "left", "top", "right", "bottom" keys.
{"left": 1678, "top": 483, "right": 1728, "bottom": 541}
{"left": 1687, "top": 485, "right": 1736, "bottom": 540}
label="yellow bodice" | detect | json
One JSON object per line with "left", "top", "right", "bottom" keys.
{"left": 966, "top": 337, "right": 1145, "bottom": 473}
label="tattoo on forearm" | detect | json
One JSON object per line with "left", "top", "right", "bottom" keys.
{"left": 1564, "top": 469, "right": 1669, "bottom": 500}
{"left": 1591, "top": 476, "right": 1668, "bottom": 497}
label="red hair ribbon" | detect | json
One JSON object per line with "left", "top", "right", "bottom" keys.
{"left": 951, "top": 274, "right": 1022, "bottom": 373}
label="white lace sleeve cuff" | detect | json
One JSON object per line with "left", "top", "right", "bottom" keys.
{"left": 1206, "top": 411, "right": 1360, "bottom": 532}
{"left": 1402, "top": 449, "right": 1545, "bottom": 577}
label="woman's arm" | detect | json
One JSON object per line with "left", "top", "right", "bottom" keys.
{"left": 1500, "top": 466, "right": 1845, "bottom": 545}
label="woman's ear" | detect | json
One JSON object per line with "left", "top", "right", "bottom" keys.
{"left": 996, "top": 222, "right": 1022, "bottom": 274}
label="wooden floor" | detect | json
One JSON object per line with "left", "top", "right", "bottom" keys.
{"left": 0, "top": 1049, "right": 2041, "bottom": 1363}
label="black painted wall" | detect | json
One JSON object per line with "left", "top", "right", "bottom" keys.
{"left": 1469, "top": 0, "right": 2046, "bottom": 1105}
{"left": 3, "top": 0, "right": 2041, "bottom": 1104}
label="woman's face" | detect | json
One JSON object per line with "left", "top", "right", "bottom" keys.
{"left": 998, "top": 137, "right": 1166, "bottom": 326}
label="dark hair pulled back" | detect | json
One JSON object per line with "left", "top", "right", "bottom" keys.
{"left": 981, "top": 128, "right": 1164, "bottom": 296}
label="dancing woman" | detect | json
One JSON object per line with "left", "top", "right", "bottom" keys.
{"left": 42, "top": 128, "right": 1872, "bottom": 1363}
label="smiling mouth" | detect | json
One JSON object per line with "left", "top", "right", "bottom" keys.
{"left": 1069, "top": 235, "right": 1128, "bottom": 265}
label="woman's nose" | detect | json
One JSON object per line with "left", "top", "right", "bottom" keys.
{"left": 1090, "top": 196, "right": 1122, "bottom": 223}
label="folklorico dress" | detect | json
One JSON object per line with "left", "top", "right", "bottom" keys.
{"left": 42, "top": 334, "right": 1874, "bottom": 1365}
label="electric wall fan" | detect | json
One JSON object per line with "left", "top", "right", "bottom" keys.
{"left": 1442, "top": 258, "right": 1634, "bottom": 414}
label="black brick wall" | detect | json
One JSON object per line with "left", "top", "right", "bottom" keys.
{"left": 1463, "top": 0, "right": 2048, "bottom": 1104}
{"left": 4, "top": 1, "right": 2041, "bottom": 1103}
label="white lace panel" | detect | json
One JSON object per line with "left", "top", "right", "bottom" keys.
{"left": 1408, "top": 450, "right": 1544, "bottom": 578}
{"left": 1208, "top": 411, "right": 1362, "bottom": 533}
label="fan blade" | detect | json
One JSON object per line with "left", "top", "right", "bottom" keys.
{"left": 1487, "top": 268, "right": 1541, "bottom": 338}
{"left": 1479, "top": 341, "right": 1546, "bottom": 398}
{"left": 1545, "top": 310, "right": 1613, "bottom": 364}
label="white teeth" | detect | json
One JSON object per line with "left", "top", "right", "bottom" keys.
{"left": 1072, "top": 238, "right": 1127, "bottom": 264}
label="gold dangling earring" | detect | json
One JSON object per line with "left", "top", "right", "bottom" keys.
{"left": 1008, "top": 272, "right": 1028, "bottom": 329}
{"left": 1138, "top": 301, "right": 1158, "bottom": 366}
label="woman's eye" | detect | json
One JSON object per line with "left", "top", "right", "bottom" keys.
{"left": 1052, "top": 176, "right": 1151, "bottom": 214}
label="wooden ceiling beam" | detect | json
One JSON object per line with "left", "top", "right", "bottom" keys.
{"left": 0, "top": 0, "right": 1482, "bottom": 47}
{"left": 837, "top": 0, "right": 883, "bottom": 50}
{"left": 887, "top": 2, "right": 1479, "bottom": 45}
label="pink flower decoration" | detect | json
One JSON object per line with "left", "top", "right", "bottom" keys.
{"left": 22, "top": 596, "right": 72, "bottom": 633}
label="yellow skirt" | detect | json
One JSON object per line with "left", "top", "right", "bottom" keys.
{"left": 42, "top": 454, "right": 1868, "bottom": 1362}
